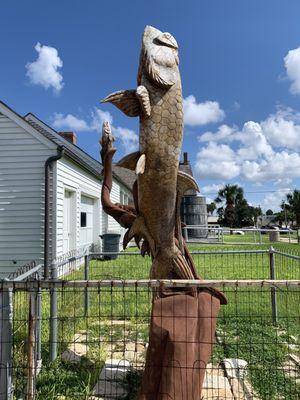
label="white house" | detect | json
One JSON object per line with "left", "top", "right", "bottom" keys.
{"left": 0, "top": 100, "right": 133, "bottom": 278}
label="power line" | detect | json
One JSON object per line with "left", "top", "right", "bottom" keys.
{"left": 202, "top": 188, "right": 294, "bottom": 195}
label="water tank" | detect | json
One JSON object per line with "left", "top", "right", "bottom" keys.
{"left": 181, "top": 195, "right": 208, "bottom": 238}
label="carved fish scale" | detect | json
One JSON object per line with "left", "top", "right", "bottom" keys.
{"left": 102, "top": 26, "right": 199, "bottom": 280}
{"left": 138, "top": 76, "right": 183, "bottom": 251}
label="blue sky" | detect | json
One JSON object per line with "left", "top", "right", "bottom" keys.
{"left": 1, "top": 0, "right": 300, "bottom": 211}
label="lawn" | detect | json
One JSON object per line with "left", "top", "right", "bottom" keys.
{"left": 222, "top": 231, "right": 298, "bottom": 245}
{"left": 11, "top": 242, "right": 300, "bottom": 399}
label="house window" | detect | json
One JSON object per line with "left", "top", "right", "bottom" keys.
{"left": 81, "top": 212, "right": 87, "bottom": 227}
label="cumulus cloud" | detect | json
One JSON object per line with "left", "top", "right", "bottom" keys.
{"left": 26, "top": 43, "right": 64, "bottom": 93}
{"left": 53, "top": 113, "right": 89, "bottom": 131}
{"left": 183, "top": 95, "right": 225, "bottom": 126}
{"left": 261, "top": 107, "right": 300, "bottom": 150}
{"left": 284, "top": 45, "right": 300, "bottom": 95}
{"left": 199, "top": 124, "right": 236, "bottom": 142}
{"left": 242, "top": 151, "right": 300, "bottom": 182}
{"left": 201, "top": 183, "right": 225, "bottom": 194}
{"left": 195, "top": 142, "right": 240, "bottom": 180}
{"left": 261, "top": 190, "right": 290, "bottom": 212}
{"left": 236, "top": 121, "right": 273, "bottom": 160}
{"left": 194, "top": 106, "right": 300, "bottom": 184}
{"left": 52, "top": 108, "right": 138, "bottom": 152}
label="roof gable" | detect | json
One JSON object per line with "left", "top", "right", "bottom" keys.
{"left": 25, "top": 113, "right": 104, "bottom": 179}
{"left": 24, "top": 113, "right": 133, "bottom": 191}
{"left": 0, "top": 101, "right": 56, "bottom": 150}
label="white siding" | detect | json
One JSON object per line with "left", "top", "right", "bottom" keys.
{"left": 101, "top": 179, "right": 133, "bottom": 247}
{"left": 0, "top": 113, "right": 56, "bottom": 277}
{"left": 56, "top": 157, "right": 102, "bottom": 258}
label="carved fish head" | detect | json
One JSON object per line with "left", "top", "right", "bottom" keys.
{"left": 100, "top": 121, "right": 115, "bottom": 164}
{"left": 138, "top": 25, "right": 180, "bottom": 87}
{"left": 100, "top": 121, "right": 114, "bottom": 145}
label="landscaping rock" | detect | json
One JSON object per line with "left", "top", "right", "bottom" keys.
{"left": 201, "top": 387, "right": 234, "bottom": 399}
{"left": 223, "top": 358, "right": 248, "bottom": 379}
{"left": 203, "top": 374, "right": 231, "bottom": 390}
{"left": 93, "top": 358, "right": 130, "bottom": 398}
{"left": 61, "top": 332, "right": 89, "bottom": 364}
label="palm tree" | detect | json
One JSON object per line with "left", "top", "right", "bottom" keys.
{"left": 207, "top": 202, "right": 216, "bottom": 215}
{"left": 281, "top": 190, "right": 300, "bottom": 226}
{"left": 215, "top": 184, "right": 244, "bottom": 231}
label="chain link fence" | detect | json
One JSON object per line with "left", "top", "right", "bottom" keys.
{"left": 1, "top": 248, "right": 300, "bottom": 399}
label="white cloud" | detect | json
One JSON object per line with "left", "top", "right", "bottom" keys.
{"left": 201, "top": 183, "right": 225, "bottom": 194}
{"left": 261, "top": 107, "right": 300, "bottom": 150}
{"left": 91, "top": 108, "right": 113, "bottom": 128}
{"left": 90, "top": 108, "right": 138, "bottom": 152}
{"left": 242, "top": 151, "right": 300, "bottom": 182}
{"left": 183, "top": 95, "right": 225, "bottom": 126}
{"left": 26, "top": 43, "right": 64, "bottom": 93}
{"left": 53, "top": 113, "right": 89, "bottom": 131}
{"left": 261, "top": 190, "right": 289, "bottom": 212}
{"left": 194, "top": 105, "right": 300, "bottom": 183}
{"left": 199, "top": 124, "right": 236, "bottom": 142}
{"left": 274, "top": 178, "right": 292, "bottom": 187}
{"left": 51, "top": 108, "right": 138, "bottom": 152}
{"left": 199, "top": 121, "right": 273, "bottom": 160}
{"left": 195, "top": 142, "right": 240, "bottom": 180}
{"left": 236, "top": 121, "right": 273, "bottom": 160}
{"left": 284, "top": 46, "right": 300, "bottom": 95}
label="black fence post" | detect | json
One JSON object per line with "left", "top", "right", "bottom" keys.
{"left": 26, "top": 290, "right": 37, "bottom": 400}
{"left": 49, "top": 264, "right": 58, "bottom": 362}
{"left": 269, "top": 246, "right": 278, "bottom": 325}
{"left": 0, "top": 280, "right": 13, "bottom": 400}
{"left": 84, "top": 255, "right": 90, "bottom": 316}
{"left": 35, "top": 287, "right": 42, "bottom": 372}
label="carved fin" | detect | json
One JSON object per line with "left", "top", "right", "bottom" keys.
{"left": 177, "top": 170, "right": 199, "bottom": 195}
{"left": 116, "top": 151, "right": 141, "bottom": 171}
{"left": 135, "top": 154, "right": 146, "bottom": 175}
{"left": 123, "top": 215, "right": 156, "bottom": 254}
{"left": 141, "top": 239, "right": 150, "bottom": 257}
{"left": 172, "top": 251, "right": 195, "bottom": 280}
{"left": 136, "top": 85, "right": 151, "bottom": 117}
{"left": 101, "top": 90, "right": 141, "bottom": 117}
{"left": 123, "top": 216, "right": 144, "bottom": 250}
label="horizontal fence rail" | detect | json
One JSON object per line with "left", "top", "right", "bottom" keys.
{"left": 183, "top": 225, "right": 299, "bottom": 245}
{"left": 2, "top": 279, "right": 300, "bottom": 289}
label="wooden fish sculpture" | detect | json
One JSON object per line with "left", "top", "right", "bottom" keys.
{"left": 102, "top": 26, "right": 199, "bottom": 280}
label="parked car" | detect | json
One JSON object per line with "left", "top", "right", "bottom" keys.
{"left": 260, "top": 225, "right": 279, "bottom": 234}
{"left": 232, "top": 230, "right": 245, "bottom": 235}
{"left": 279, "top": 227, "right": 293, "bottom": 235}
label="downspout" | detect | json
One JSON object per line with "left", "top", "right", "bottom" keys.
{"left": 44, "top": 146, "right": 64, "bottom": 279}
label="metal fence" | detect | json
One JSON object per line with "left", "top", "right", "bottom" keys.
{"left": 1, "top": 248, "right": 300, "bottom": 399}
{"left": 183, "top": 225, "right": 299, "bottom": 244}
{"left": 1, "top": 280, "right": 300, "bottom": 400}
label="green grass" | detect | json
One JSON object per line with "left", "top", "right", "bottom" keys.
{"left": 11, "top": 242, "right": 300, "bottom": 399}
{"left": 222, "top": 231, "right": 298, "bottom": 244}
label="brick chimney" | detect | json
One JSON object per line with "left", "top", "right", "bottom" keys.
{"left": 59, "top": 131, "right": 77, "bottom": 145}
{"left": 183, "top": 152, "right": 188, "bottom": 165}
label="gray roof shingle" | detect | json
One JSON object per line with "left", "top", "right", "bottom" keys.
{"left": 24, "top": 113, "right": 133, "bottom": 191}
